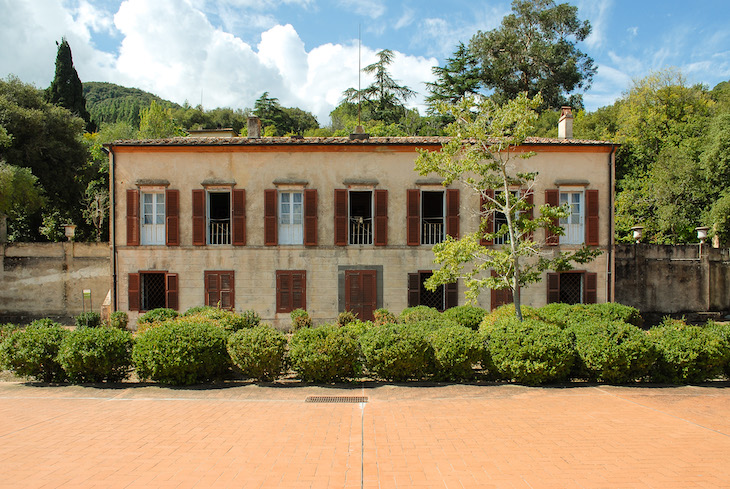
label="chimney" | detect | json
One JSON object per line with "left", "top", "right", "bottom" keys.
{"left": 247, "top": 116, "right": 261, "bottom": 139}
{"left": 558, "top": 106, "right": 573, "bottom": 139}
{"left": 349, "top": 125, "right": 370, "bottom": 141}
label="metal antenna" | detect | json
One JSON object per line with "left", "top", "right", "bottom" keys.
{"left": 358, "top": 24, "right": 362, "bottom": 127}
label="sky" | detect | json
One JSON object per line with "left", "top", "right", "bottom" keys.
{"left": 1, "top": 0, "right": 730, "bottom": 125}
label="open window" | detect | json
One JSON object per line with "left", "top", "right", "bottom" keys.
{"left": 547, "top": 271, "right": 597, "bottom": 304}
{"left": 208, "top": 191, "right": 231, "bottom": 245}
{"left": 407, "top": 271, "right": 457, "bottom": 311}
{"left": 407, "top": 188, "right": 459, "bottom": 246}
{"left": 128, "top": 272, "right": 178, "bottom": 311}
{"left": 334, "top": 189, "right": 387, "bottom": 246}
{"left": 192, "top": 188, "right": 245, "bottom": 246}
{"left": 421, "top": 191, "right": 444, "bottom": 245}
{"left": 349, "top": 191, "right": 372, "bottom": 245}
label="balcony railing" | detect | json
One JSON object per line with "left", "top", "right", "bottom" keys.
{"left": 349, "top": 217, "right": 372, "bottom": 245}
{"left": 421, "top": 218, "right": 444, "bottom": 245}
{"left": 209, "top": 219, "right": 230, "bottom": 245}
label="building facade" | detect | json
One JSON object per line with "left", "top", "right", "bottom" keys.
{"left": 108, "top": 119, "right": 616, "bottom": 328}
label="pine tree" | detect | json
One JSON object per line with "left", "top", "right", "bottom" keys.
{"left": 47, "top": 38, "right": 94, "bottom": 131}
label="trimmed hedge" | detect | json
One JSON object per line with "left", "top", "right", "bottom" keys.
{"left": 0, "top": 321, "right": 68, "bottom": 382}
{"left": 75, "top": 311, "right": 102, "bottom": 328}
{"left": 428, "top": 325, "right": 481, "bottom": 381}
{"left": 482, "top": 316, "right": 573, "bottom": 385}
{"left": 648, "top": 319, "right": 730, "bottom": 383}
{"left": 360, "top": 323, "right": 434, "bottom": 381}
{"left": 137, "top": 308, "right": 179, "bottom": 325}
{"left": 480, "top": 304, "right": 538, "bottom": 329}
{"left": 399, "top": 306, "right": 441, "bottom": 324}
{"left": 109, "top": 311, "right": 129, "bottom": 330}
{"left": 538, "top": 303, "right": 643, "bottom": 328}
{"left": 58, "top": 327, "right": 134, "bottom": 383}
{"left": 373, "top": 308, "right": 397, "bottom": 325}
{"left": 180, "top": 308, "right": 256, "bottom": 332}
{"left": 442, "top": 305, "right": 488, "bottom": 330}
{"left": 706, "top": 321, "right": 730, "bottom": 378}
{"left": 227, "top": 325, "right": 287, "bottom": 381}
{"left": 290, "top": 309, "right": 313, "bottom": 330}
{"left": 571, "top": 320, "right": 656, "bottom": 383}
{"left": 132, "top": 321, "right": 230, "bottom": 385}
{"left": 288, "top": 324, "right": 361, "bottom": 382}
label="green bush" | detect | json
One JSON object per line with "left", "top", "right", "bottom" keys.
{"left": 0, "top": 323, "right": 19, "bottom": 344}
{"left": 336, "top": 310, "right": 359, "bottom": 327}
{"left": 480, "top": 303, "right": 538, "bottom": 329}
{"left": 239, "top": 309, "right": 261, "bottom": 328}
{"left": 58, "top": 327, "right": 134, "bottom": 383}
{"left": 706, "top": 321, "right": 730, "bottom": 378}
{"left": 360, "top": 323, "right": 434, "bottom": 381}
{"left": 288, "top": 324, "right": 361, "bottom": 382}
{"left": 183, "top": 306, "right": 216, "bottom": 316}
{"left": 399, "top": 306, "right": 441, "bottom": 324}
{"left": 648, "top": 319, "right": 730, "bottom": 383}
{"left": 373, "top": 308, "right": 397, "bottom": 325}
{"left": 109, "top": 311, "right": 129, "bottom": 329}
{"left": 75, "top": 311, "right": 101, "bottom": 328}
{"left": 137, "top": 308, "right": 179, "bottom": 325}
{"left": 227, "top": 325, "right": 287, "bottom": 381}
{"left": 180, "top": 308, "right": 250, "bottom": 333}
{"left": 538, "top": 303, "right": 643, "bottom": 328}
{"left": 0, "top": 322, "right": 68, "bottom": 382}
{"left": 442, "top": 305, "right": 488, "bottom": 330}
{"left": 428, "top": 325, "right": 481, "bottom": 381}
{"left": 132, "top": 320, "right": 230, "bottom": 385}
{"left": 290, "top": 308, "right": 313, "bottom": 330}
{"left": 483, "top": 316, "right": 574, "bottom": 385}
{"left": 571, "top": 320, "right": 657, "bottom": 383}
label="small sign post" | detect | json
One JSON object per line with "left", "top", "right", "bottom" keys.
{"left": 82, "top": 289, "right": 92, "bottom": 313}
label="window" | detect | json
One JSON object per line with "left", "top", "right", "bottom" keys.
{"left": 545, "top": 188, "right": 599, "bottom": 246}
{"left": 192, "top": 189, "right": 245, "bottom": 246}
{"left": 334, "top": 189, "right": 387, "bottom": 246}
{"left": 349, "top": 191, "right": 372, "bottom": 244}
{"left": 279, "top": 191, "right": 303, "bottom": 245}
{"left": 205, "top": 271, "right": 234, "bottom": 310}
{"left": 345, "top": 270, "right": 377, "bottom": 321}
{"left": 407, "top": 188, "right": 459, "bottom": 246}
{"left": 141, "top": 192, "right": 165, "bottom": 245}
{"left": 128, "top": 272, "right": 178, "bottom": 311}
{"left": 421, "top": 191, "right": 444, "bottom": 244}
{"left": 547, "top": 271, "right": 597, "bottom": 304}
{"left": 407, "top": 271, "right": 457, "bottom": 311}
{"left": 480, "top": 189, "right": 532, "bottom": 246}
{"left": 276, "top": 270, "right": 306, "bottom": 313}
{"left": 560, "top": 190, "right": 584, "bottom": 244}
{"left": 126, "top": 188, "right": 179, "bottom": 246}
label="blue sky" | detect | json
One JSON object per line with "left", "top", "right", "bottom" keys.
{"left": 1, "top": 0, "right": 729, "bottom": 124}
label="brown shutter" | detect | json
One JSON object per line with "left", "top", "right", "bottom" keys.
{"left": 165, "top": 273, "right": 179, "bottom": 310}
{"left": 445, "top": 281, "right": 458, "bottom": 309}
{"left": 232, "top": 189, "right": 246, "bottom": 246}
{"left": 128, "top": 273, "right": 140, "bottom": 311}
{"left": 407, "top": 189, "right": 420, "bottom": 246}
{"left": 205, "top": 271, "right": 220, "bottom": 307}
{"left": 165, "top": 189, "right": 179, "bottom": 246}
{"left": 545, "top": 189, "right": 559, "bottom": 246}
{"left": 291, "top": 271, "right": 306, "bottom": 310}
{"left": 374, "top": 189, "right": 388, "bottom": 246}
{"left": 490, "top": 270, "right": 514, "bottom": 310}
{"left": 219, "top": 272, "right": 234, "bottom": 309}
{"left": 192, "top": 189, "right": 206, "bottom": 246}
{"left": 585, "top": 272, "right": 597, "bottom": 304}
{"left": 523, "top": 189, "right": 534, "bottom": 240}
{"left": 547, "top": 272, "right": 560, "bottom": 304}
{"left": 276, "top": 271, "right": 291, "bottom": 313}
{"left": 304, "top": 189, "right": 318, "bottom": 246}
{"left": 585, "top": 189, "right": 599, "bottom": 246}
{"left": 264, "top": 189, "right": 277, "bottom": 246}
{"left": 334, "top": 189, "right": 348, "bottom": 246}
{"left": 407, "top": 273, "right": 420, "bottom": 307}
{"left": 126, "top": 189, "right": 140, "bottom": 246}
{"left": 480, "top": 190, "right": 494, "bottom": 246}
{"left": 446, "top": 189, "right": 459, "bottom": 239}
{"left": 361, "top": 270, "right": 377, "bottom": 322}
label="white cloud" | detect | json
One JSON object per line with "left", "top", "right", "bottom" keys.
{"left": 627, "top": 26, "right": 638, "bottom": 38}
{"left": 338, "top": 0, "right": 386, "bottom": 20}
{"left": 578, "top": 0, "right": 613, "bottom": 50}
{"left": 394, "top": 7, "right": 415, "bottom": 30}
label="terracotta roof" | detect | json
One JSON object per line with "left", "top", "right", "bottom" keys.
{"left": 108, "top": 136, "right": 615, "bottom": 147}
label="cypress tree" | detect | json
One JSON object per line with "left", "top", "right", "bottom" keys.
{"left": 47, "top": 38, "right": 94, "bottom": 131}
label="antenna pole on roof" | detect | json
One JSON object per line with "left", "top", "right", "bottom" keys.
{"left": 358, "top": 24, "right": 361, "bottom": 127}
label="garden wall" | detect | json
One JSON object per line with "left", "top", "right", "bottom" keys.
{"left": 0, "top": 243, "right": 110, "bottom": 325}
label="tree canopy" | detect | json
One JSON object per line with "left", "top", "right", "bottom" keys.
{"left": 46, "top": 38, "right": 93, "bottom": 130}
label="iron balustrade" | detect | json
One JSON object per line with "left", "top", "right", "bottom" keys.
{"left": 349, "top": 217, "right": 372, "bottom": 245}
{"left": 421, "top": 218, "right": 444, "bottom": 244}
{"left": 209, "top": 219, "right": 230, "bottom": 245}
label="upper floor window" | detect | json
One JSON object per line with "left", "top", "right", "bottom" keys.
{"left": 350, "top": 190, "right": 373, "bottom": 245}
{"left": 265, "top": 188, "right": 317, "bottom": 246}
{"left": 545, "top": 187, "right": 599, "bottom": 246}
{"left": 192, "top": 188, "right": 245, "bottom": 246}
{"left": 126, "top": 187, "right": 178, "bottom": 247}
{"left": 334, "top": 188, "right": 387, "bottom": 246}
{"left": 141, "top": 192, "right": 165, "bottom": 245}
{"left": 407, "top": 188, "right": 459, "bottom": 246}
{"left": 208, "top": 190, "right": 231, "bottom": 245}
{"left": 421, "top": 191, "right": 444, "bottom": 245}
{"left": 559, "top": 190, "right": 584, "bottom": 245}
{"left": 279, "top": 191, "right": 303, "bottom": 245}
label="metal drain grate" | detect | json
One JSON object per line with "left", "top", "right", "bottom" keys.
{"left": 305, "top": 396, "right": 368, "bottom": 404}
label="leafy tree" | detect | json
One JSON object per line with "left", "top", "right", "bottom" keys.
{"left": 0, "top": 161, "right": 45, "bottom": 242}
{"left": 415, "top": 94, "right": 600, "bottom": 320}
{"left": 426, "top": 42, "right": 482, "bottom": 112}
{"left": 469, "top": 0, "right": 595, "bottom": 109}
{"left": 138, "top": 100, "right": 185, "bottom": 138}
{"left": 46, "top": 38, "right": 94, "bottom": 131}
{"left": 83, "top": 81, "right": 181, "bottom": 128}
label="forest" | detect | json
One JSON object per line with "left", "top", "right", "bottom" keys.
{"left": 1, "top": 0, "right": 729, "bottom": 245}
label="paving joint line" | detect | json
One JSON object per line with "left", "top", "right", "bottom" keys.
{"left": 593, "top": 386, "right": 730, "bottom": 439}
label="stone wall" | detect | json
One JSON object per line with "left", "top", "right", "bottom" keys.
{"left": 0, "top": 243, "right": 110, "bottom": 325}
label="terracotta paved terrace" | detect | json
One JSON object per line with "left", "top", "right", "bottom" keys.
{"left": 1, "top": 381, "right": 729, "bottom": 488}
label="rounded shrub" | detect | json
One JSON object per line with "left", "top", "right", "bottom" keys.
{"left": 58, "top": 327, "right": 134, "bottom": 383}
{"left": 137, "top": 308, "right": 179, "bottom": 325}
{"left": 336, "top": 311, "right": 359, "bottom": 327}
{"left": 706, "top": 321, "right": 730, "bottom": 379}
{"left": 360, "top": 323, "right": 434, "bottom": 381}
{"left": 290, "top": 308, "right": 313, "bottom": 331}
{"left": 75, "top": 311, "right": 102, "bottom": 328}
{"left": 399, "top": 306, "right": 441, "bottom": 324}
{"left": 480, "top": 303, "right": 538, "bottom": 329}
{"left": 483, "top": 316, "right": 574, "bottom": 385}
{"left": 648, "top": 319, "right": 730, "bottom": 384}
{"left": 0, "top": 323, "right": 20, "bottom": 344}
{"left": 373, "top": 308, "right": 397, "bottom": 325}
{"left": 181, "top": 308, "right": 250, "bottom": 333}
{"left": 442, "top": 305, "right": 488, "bottom": 330}
{"left": 288, "top": 324, "right": 361, "bottom": 382}
{"left": 428, "top": 325, "right": 482, "bottom": 381}
{"left": 0, "top": 322, "right": 68, "bottom": 382}
{"left": 227, "top": 325, "right": 287, "bottom": 381}
{"left": 571, "top": 320, "right": 657, "bottom": 383}
{"left": 132, "top": 320, "right": 230, "bottom": 385}
{"left": 109, "top": 311, "right": 129, "bottom": 330}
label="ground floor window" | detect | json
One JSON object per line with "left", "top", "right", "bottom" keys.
{"left": 407, "top": 271, "right": 457, "bottom": 312}
{"left": 128, "top": 272, "right": 178, "bottom": 311}
{"left": 276, "top": 270, "right": 306, "bottom": 313}
{"left": 547, "top": 271, "right": 597, "bottom": 304}
{"left": 345, "top": 269, "right": 377, "bottom": 321}
{"left": 205, "top": 271, "right": 235, "bottom": 309}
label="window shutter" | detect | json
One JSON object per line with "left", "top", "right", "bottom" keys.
{"left": 362, "top": 270, "right": 377, "bottom": 322}
{"left": 192, "top": 189, "right": 206, "bottom": 246}
{"left": 304, "top": 189, "right": 318, "bottom": 246}
{"left": 291, "top": 271, "right": 306, "bottom": 310}
{"left": 232, "top": 189, "right": 246, "bottom": 246}
{"left": 445, "top": 281, "right": 458, "bottom": 309}
{"left": 276, "top": 272, "right": 291, "bottom": 313}
{"left": 128, "top": 273, "right": 140, "bottom": 311}
{"left": 264, "top": 189, "right": 277, "bottom": 246}
{"left": 545, "top": 189, "right": 559, "bottom": 246}
{"left": 126, "top": 189, "right": 140, "bottom": 246}
{"left": 446, "top": 189, "right": 459, "bottom": 238}
{"left": 585, "top": 189, "right": 599, "bottom": 246}
{"left": 219, "top": 272, "right": 234, "bottom": 309}
{"left": 490, "top": 271, "right": 514, "bottom": 310}
{"left": 585, "top": 272, "right": 597, "bottom": 304}
{"left": 205, "top": 271, "right": 220, "bottom": 307}
{"left": 334, "top": 189, "right": 347, "bottom": 246}
{"left": 407, "top": 273, "right": 420, "bottom": 307}
{"left": 547, "top": 272, "right": 560, "bottom": 303}
{"left": 165, "top": 273, "right": 179, "bottom": 310}
{"left": 406, "top": 189, "right": 420, "bottom": 246}
{"left": 165, "top": 189, "right": 179, "bottom": 246}
{"left": 480, "top": 190, "right": 494, "bottom": 246}
{"left": 374, "top": 189, "right": 388, "bottom": 246}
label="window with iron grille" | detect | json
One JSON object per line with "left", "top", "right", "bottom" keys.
{"left": 349, "top": 191, "right": 372, "bottom": 245}
{"left": 141, "top": 273, "right": 166, "bottom": 311}
{"left": 547, "top": 271, "right": 597, "bottom": 304}
{"left": 421, "top": 191, "right": 445, "bottom": 245}
{"left": 208, "top": 191, "right": 231, "bottom": 245}
{"left": 407, "top": 271, "right": 457, "bottom": 312}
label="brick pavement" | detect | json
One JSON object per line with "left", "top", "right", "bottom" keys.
{"left": 0, "top": 381, "right": 729, "bottom": 488}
